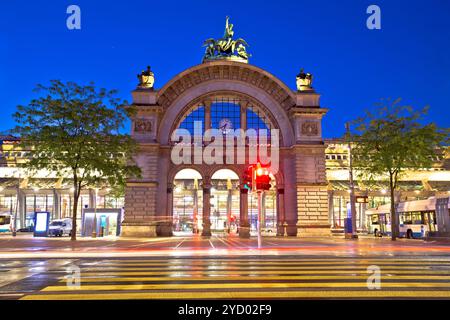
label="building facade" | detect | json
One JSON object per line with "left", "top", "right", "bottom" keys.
{"left": 1, "top": 19, "right": 448, "bottom": 237}
{"left": 123, "top": 59, "right": 330, "bottom": 238}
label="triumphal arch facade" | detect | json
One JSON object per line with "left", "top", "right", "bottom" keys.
{"left": 122, "top": 18, "right": 330, "bottom": 238}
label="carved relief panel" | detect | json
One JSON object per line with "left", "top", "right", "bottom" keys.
{"left": 133, "top": 117, "right": 157, "bottom": 141}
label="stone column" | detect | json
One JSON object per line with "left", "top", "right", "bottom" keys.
{"left": 204, "top": 101, "right": 212, "bottom": 131}
{"left": 18, "top": 190, "right": 25, "bottom": 229}
{"left": 159, "top": 182, "right": 174, "bottom": 237}
{"left": 328, "top": 190, "right": 334, "bottom": 228}
{"left": 240, "top": 102, "right": 247, "bottom": 131}
{"left": 88, "top": 189, "right": 95, "bottom": 208}
{"left": 226, "top": 188, "right": 232, "bottom": 233}
{"left": 276, "top": 188, "right": 285, "bottom": 236}
{"left": 202, "top": 178, "right": 212, "bottom": 237}
{"left": 239, "top": 188, "right": 250, "bottom": 238}
{"left": 283, "top": 152, "right": 298, "bottom": 236}
{"left": 156, "top": 148, "right": 171, "bottom": 236}
{"left": 53, "top": 189, "right": 60, "bottom": 220}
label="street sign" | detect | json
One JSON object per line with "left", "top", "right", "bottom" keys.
{"left": 356, "top": 196, "right": 368, "bottom": 203}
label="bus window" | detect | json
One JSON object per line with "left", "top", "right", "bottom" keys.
{"left": 424, "top": 211, "right": 437, "bottom": 232}
{"left": 412, "top": 213, "right": 422, "bottom": 224}
{"left": 402, "top": 212, "right": 412, "bottom": 224}
{"left": 0, "top": 216, "right": 11, "bottom": 225}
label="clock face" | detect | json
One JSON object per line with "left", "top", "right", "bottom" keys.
{"left": 219, "top": 118, "right": 233, "bottom": 134}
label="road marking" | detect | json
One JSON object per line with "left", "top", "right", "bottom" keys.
{"left": 174, "top": 238, "right": 186, "bottom": 249}
{"left": 0, "top": 259, "right": 75, "bottom": 289}
{"left": 72, "top": 269, "right": 450, "bottom": 276}
{"left": 218, "top": 236, "right": 247, "bottom": 249}
{"left": 75, "top": 258, "right": 450, "bottom": 263}
{"left": 80, "top": 261, "right": 450, "bottom": 267}
{"left": 208, "top": 240, "right": 215, "bottom": 249}
{"left": 60, "top": 275, "right": 450, "bottom": 283}
{"left": 73, "top": 265, "right": 441, "bottom": 271}
{"left": 41, "top": 281, "right": 450, "bottom": 292}
{"left": 21, "top": 290, "right": 450, "bottom": 300}
{"left": 16, "top": 256, "right": 450, "bottom": 300}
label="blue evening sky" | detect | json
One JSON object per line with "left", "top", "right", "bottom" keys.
{"left": 1, "top": 0, "right": 449, "bottom": 138}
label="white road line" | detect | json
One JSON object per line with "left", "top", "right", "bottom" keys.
{"left": 174, "top": 238, "right": 186, "bottom": 249}
{"left": 208, "top": 239, "right": 215, "bottom": 249}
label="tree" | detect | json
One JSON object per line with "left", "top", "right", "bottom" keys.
{"left": 12, "top": 80, "right": 141, "bottom": 240}
{"left": 349, "top": 98, "right": 449, "bottom": 241}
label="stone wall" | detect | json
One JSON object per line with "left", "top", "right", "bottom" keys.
{"left": 122, "top": 143, "right": 160, "bottom": 237}
{"left": 296, "top": 185, "right": 330, "bottom": 236}
{"left": 294, "top": 145, "right": 331, "bottom": 237}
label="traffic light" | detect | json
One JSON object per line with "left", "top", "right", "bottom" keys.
{"left": 243, "top": 166, "right": 253, "bottom": 191}
{"left": 254, "top": 163, "right": 272, "bottom": 191}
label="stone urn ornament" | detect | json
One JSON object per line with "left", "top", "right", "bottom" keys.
{"left": 137, "top": 66, "right": 155, "bottom": 89}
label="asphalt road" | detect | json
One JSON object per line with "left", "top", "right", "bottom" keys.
{"left": 1, "top": 234, "right": 450, "bottom": 299}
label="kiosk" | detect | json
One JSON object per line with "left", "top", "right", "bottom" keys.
{"left": 81, "top": 208, "right": 123, "bottom": 237}
{"left": 33, "top": 211, "right": 50, "bottom": 237}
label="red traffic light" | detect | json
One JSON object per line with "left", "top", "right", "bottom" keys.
{"left": 243, "top": 167, "right": 253, "bottom": 190}
{"left": 254, "top": 163, "right": 272, "bottom": 191}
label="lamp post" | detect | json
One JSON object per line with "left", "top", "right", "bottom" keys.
{"left": 257, "top": 190, "right": 263, "bottom": 249}
{"left": 12, "top": 171, "right": 22, "bottom": 237}
{"left": 346, "top": 122, "right": 358, "bottom": 239}
{"left": 91, "top": 189, "right": 98, "bottom": 238}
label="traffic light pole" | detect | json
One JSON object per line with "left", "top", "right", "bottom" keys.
{"left": 257, "top": 190, "right": 263, "bottom": 249}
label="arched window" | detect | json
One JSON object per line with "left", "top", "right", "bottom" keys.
{"left": 178, "top": 106, "right": 205, "bottom": 135}
{"left": 177, "top": 97, "right": 273, "bottom": 137}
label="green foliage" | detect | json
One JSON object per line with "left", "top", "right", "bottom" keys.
{"left": 349, "top": 98, "right": 448, "bottom": 184}
{"left": 348, "top": 98, "right": 449, "bottom": 239}
{"left": 12, "top": 80, "right": 141, "bottom": 239}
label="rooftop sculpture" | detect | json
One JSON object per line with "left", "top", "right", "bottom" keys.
{"left": 202, "top": 16, "right": 251, "bottom": 63}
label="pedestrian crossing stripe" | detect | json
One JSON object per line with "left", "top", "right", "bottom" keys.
{"left": 20, "top": 290, "right": 450, "bottom": 300}
{"left": 76, "top": 258, "right": 450, "bottom": 263}
{"left": 80, "top": 261, "right": 450, "bottom": 266}
{"left": 69, "top": 270, "right": 450, "bottom": 275}
{"left": 41, "top": 282, "right": 450, "bottom": 292}
{"left": 58, "top": 275, "right": 450, "bottom": 283}
{"left": 16, "top": 257, "right": 450, "bottom": 300}
{"left": 74, "top": 266, "right": 443, "bottom": 271}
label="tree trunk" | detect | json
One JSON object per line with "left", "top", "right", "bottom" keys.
{"left": 71, "top": 180, "right": 79, "bottom": 241}
{"left": 389, "top": 173, "right": 397, "bottom": 241}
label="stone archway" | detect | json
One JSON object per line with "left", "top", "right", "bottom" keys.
{"left": 123, "top": 60, "right": 330, "bottom": 239}
{"left": 158, "top": 81, "right": 295, "bottom": 147}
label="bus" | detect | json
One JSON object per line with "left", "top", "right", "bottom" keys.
{"left": 366, "top": 197, "right": 444, "bottom": 239}
{"left": 0, "top": 214, "right": 12, "bottom": 233}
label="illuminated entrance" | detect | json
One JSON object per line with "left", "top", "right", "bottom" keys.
{"left": 172, "top": 169, "right": 203, "bottom": 235}
{"left": 210, "top": 169, "right": 240, "bottom": 234}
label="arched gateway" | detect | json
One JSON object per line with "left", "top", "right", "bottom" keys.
{"left": 122, "top": 18, "right": 330, "bottom": 238}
